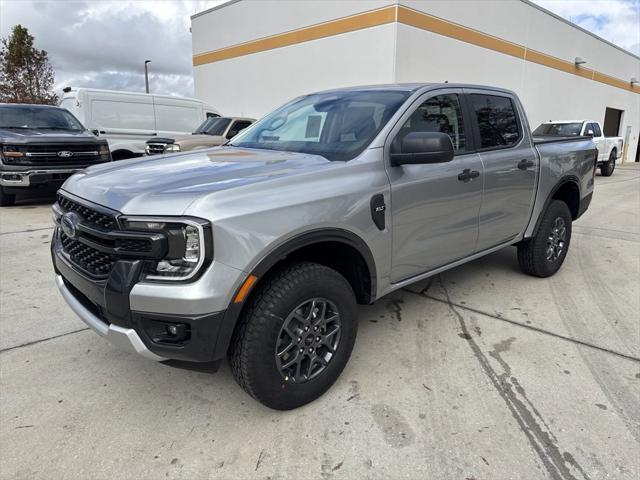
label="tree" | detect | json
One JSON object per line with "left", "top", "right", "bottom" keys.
{"left": 0, "top": 24, "right": 58, "bottom": 105}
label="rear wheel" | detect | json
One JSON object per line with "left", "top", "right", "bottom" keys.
{"left": 517, "top": 200, "right": 572, "bottom": 278}
{"left": 229, "top": 262, "right": 358, "bottom": 410}
{"left": 0, "top": 187, "right": 15, "bottom": 207}
{"left": 600, "top": 150, "right": 616, "bottom": 177}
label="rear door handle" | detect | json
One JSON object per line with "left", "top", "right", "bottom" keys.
{"left": 518, "top": 159, "right": 535, "bottom": 170}
{"left": 458, "top": 169, "right": 480, "bottom": 182}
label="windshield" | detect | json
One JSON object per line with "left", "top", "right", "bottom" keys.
{"left": 194, "top": 117, "right": 231, "bottom": 135}
{"left": 229, "top": 90, "right": 410, "bottom": 161}
{"left": 0, "top": 106, "right": 85, "bottom": 130}
{"left": 533, "top": 122, "right": 583, "bottom": 136}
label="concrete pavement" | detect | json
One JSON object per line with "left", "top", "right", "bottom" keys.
{"left": 1, "top": 166, "right": 639, "bottom": 480}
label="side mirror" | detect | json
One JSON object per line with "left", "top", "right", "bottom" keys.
{"left": 390, "top": 131, "right": 455, "bottom": 166}
{"left": 586, "top": 130, "right": 594, "bottom": 137}
{"left": 91, "top": 129, "right": 100, "bottom": 136}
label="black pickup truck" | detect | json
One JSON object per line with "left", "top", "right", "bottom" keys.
{"left": 0, "top": 104, "right": 111, "bottom": 206}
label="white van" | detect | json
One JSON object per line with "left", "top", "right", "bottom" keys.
{"left": 60, "top": 88, "right": 220, "bottom": 160}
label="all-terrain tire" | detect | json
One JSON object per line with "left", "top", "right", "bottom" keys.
{"left": 0, "top": 187, "right": 15, "bottom": 207}
{"left": 517, "top": 200, "right": 572, "bottom": 278}
{"left": 228, "top": 262, "right": 358, "bottom": 410}
{"left": 600, "top": 150, "right": 616, "bottom": 177}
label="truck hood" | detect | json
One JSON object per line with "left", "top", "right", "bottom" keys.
{"left": 61, "top": 147, "right": 332, "bottom": 215}
{"left": 0, "top": 127, "right": 104, "bottom": 144}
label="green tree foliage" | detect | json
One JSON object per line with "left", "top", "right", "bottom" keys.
{"left": 0, "top": 24, "right": 58, "bottom": 105}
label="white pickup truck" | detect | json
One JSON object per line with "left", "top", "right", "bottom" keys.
{"left": 533, "top": 120, "right": 623, "bottom": 176}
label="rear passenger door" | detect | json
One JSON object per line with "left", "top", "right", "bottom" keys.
{"left": 465, "top": 89, "right": 538, "bottom": 251}
{"left": 387, "top": 89, "right": 483, "bottom": 282}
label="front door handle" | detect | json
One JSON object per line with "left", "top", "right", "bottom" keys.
{"left": 458, "top": 169, "right": 480, "bottom": 182}
{"left": 518, "top": 159, "right": 535, "bottom": 170}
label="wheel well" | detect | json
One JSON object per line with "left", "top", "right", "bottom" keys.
{"left": 552, "top": 181, "right": 580, "bottom": 219}
{"left": 247, "top": 239, "right": 374, "bottom": 306}
{"left": 285, "top": 241, "right": 373, "bottom": 304}
{"left": 111, "top": 149, "right": 135, "bottom": 161}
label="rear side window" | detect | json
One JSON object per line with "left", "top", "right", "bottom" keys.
{"left": 227, "top": 121, "right": 253, "bottom": 139}
{"left": 470, "top": 94, "right": 520, "bottom": 149}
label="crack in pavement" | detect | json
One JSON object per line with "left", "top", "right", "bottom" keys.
{"left": 0, "top": 328, "right": 89, "bottom": 354}
{"left": 402, "top": 289, "right": 640, "bottom": 364}
{"left": 0, "top": 226, "right": 55, "bottom": 236}
{"left": 437, "top": 275, "right": 593, "bottom": 480}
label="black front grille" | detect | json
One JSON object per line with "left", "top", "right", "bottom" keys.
{"left": 60, "top": 232, "right": 116, "bottom": 277}
{"left": 6, "top": 143, "right": 104, "bottom": 166}
{"left": 57, "top": 194, "right": 116, "bottom": 230}
{"left": 117, "top": 238, "right": 152, "bottom": 252}
{"left": 146, "top": 142, "right": 167, "bottom": 155}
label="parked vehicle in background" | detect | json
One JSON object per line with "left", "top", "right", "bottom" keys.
{"left": 0, "top": 104, "right": 110, "bottom": 206}
{"left": 533, "top": 120, "right": 623, "bottom": 176}
{"left": 52, "top": 84, "right": 596, "bottom": 409}
{"left": 145, "top": 116, "right": 255, "bottom": 155}
{"left": 60, "top": 87, "right": 220, "bottom": 160}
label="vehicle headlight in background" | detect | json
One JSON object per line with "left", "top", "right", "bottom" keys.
{"left": 164, "top": 144, "right": 181, "bottom": 153}
{"left": 120, "top": 216, "right": 212, "bottom": 281}
{"left": 98, "top": 144, "right": 110, "bottom": 161}
{"left": 0, "top": 145, "right": 25, "bottom": 163}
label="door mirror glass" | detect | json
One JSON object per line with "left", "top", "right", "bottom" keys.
{"left": 391, "top": 131, "right": 454, "bottom": 166}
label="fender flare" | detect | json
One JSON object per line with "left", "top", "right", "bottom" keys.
{"left": 531, "top": 175, "right": 581, "bottom": 236}
{"left": 249, "top": 228, "right": 377, "bottom": 298}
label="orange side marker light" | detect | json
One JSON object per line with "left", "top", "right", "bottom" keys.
{"left": 234, "top": 274, "right": 258, "bottom": 304}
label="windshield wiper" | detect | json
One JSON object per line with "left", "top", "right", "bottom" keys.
{"left": 1, "top": 126, "right": 30, "bottom": 129}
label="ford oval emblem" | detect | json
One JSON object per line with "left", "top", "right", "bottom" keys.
{"left": 61, "top": 212, "right": 80, "bottom": 239}
{"left": 57, "top": 151, "right": 74, "bottom": 158}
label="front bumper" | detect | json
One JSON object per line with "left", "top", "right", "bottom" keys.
{"left": 0, "top": 169, "right": 80, "bottom": 187}
{"left": 52, "top": 236, "right": 238, "bottom": 363}
{"left": 55, "top": 275, "right": 166, "bottom": 361}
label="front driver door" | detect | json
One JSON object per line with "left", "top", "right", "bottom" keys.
{"left": 386, "top": 90, "right": 483, "bottom": 283}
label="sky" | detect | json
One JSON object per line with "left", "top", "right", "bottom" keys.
{"left": 0, "top": 0, "right": 638, "bottom": 98}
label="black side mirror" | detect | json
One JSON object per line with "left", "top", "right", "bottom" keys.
{"left": 390, "top": 131, "right": 455, "bottom": 166}
{"left": 91, "top": 129, "right": 99, "bottom": 136}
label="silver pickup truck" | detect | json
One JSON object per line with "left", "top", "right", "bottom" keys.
{"left": 51, "top": 84, "right": 596, "bottom": 409}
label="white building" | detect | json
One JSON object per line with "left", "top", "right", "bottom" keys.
{"left": 192, "top": 0, "right": 640, "bottom": 162}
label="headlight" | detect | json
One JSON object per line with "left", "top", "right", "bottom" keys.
{"left": 98, "top": 144, "right": 110, "bottom": 161}
{"left": 1, "top": 145, "right": 25, "bottom": 163}
{"left": 164, "top": 144, "right": 181, "bottom": 153}
{"left": 120, "top": 216, "right": 212, "bottom": 282}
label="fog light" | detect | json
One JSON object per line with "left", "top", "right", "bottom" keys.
{"left": 164, "top": 323, "right": 189, "bottom": 342}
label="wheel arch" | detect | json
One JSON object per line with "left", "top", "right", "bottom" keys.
{"left": 249, "top": 228, "right": 377, "bottom": 305}
{"left": 532, "top": 176, "right": 581, "bottom": 236}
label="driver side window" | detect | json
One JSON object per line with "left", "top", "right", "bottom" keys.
{"left": 397, "top": 94, "right": 466, "bottom": 153}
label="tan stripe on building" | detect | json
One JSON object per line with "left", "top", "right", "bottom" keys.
{"left": 192, "top": 4, "right": 640, "bottom": 95}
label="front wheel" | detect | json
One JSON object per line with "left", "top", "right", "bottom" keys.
{"left": 600, "top": 151, "right": 616, "bottom": 177}
{"left": 229, "top": 262, "right": 358, "bottom": 410}
{"left": 0, "top": 187, "right": 15, "bottom": 207}
{"left": 517, "top": 200, "right": 572, "bottom": 278}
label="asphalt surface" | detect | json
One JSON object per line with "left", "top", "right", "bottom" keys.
{"left": 1, "top": 165, "right": 639, "bottom": 480}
